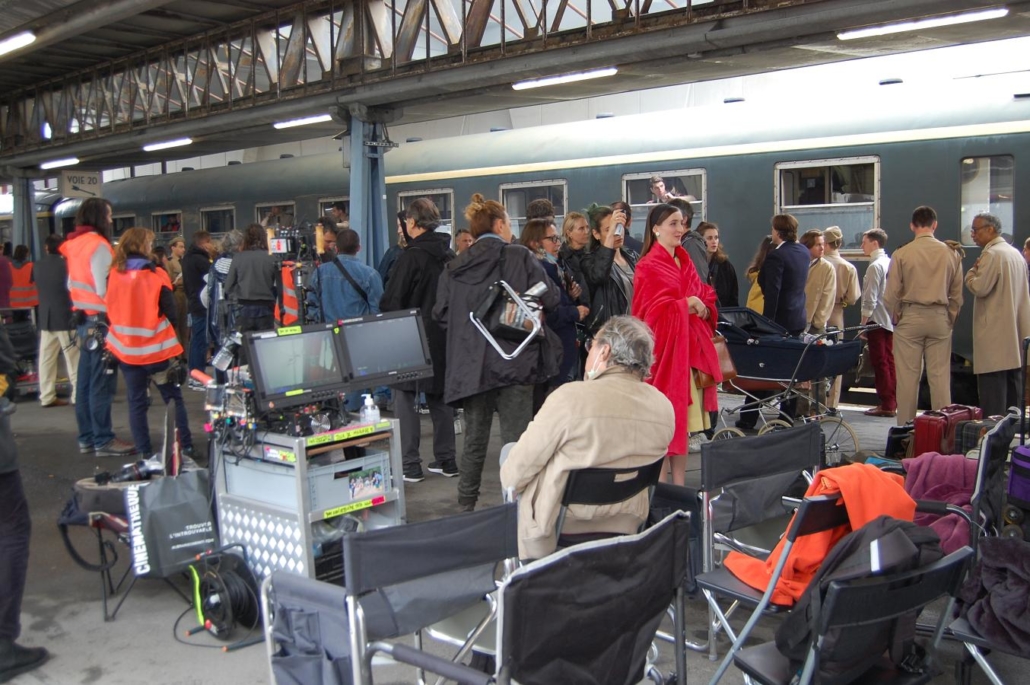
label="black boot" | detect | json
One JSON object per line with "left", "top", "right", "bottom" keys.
{"left": 0, "top": 639, "right": 49, "bottom": 683}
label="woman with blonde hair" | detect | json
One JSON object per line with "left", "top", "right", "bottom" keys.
{"left": 104, "top": 227, "right": 194, "bottom": 458}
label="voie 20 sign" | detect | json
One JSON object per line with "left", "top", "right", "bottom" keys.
{"left": 59, "top": 170, "right": 102, "bottom": 199}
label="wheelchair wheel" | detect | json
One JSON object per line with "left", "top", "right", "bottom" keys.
{"left": 819, "top": 416, "right": 859, "bottom": 465}
{"left": 1004, "top": 504, "right": 1025, "bottom": 525}
{"left": 712, "top": 427, "right": 746, "bottom": 441}
{"left": 758, "top": 419, "right": 792, "bottom": 436}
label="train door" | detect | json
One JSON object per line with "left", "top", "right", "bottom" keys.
{"left": 499, "top": 180, "right": 568, "bottom": 237}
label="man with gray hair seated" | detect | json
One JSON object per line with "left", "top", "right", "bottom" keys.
{"left": 500, "top": 315, "right": 675, "bottom": 560}
{"left": 965, "top": 212, "right": 1030, "bottom": 416}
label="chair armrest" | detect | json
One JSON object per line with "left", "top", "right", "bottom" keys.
{"left": 367, "top": 641, "right": 495, "bottom": 685}
{"left": 915, "top": 500, "right": 972, "bottom": 524}
{"left": 781, "top": 496, "right": 802, "bottom": 511}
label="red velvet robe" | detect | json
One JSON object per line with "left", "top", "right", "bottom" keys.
{"left": 632, "top": 244, "right": 720, "bottom": 456}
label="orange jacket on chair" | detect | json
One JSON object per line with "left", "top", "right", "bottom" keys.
{"left": 105, "top": 268, "right": 183, "bottom": 365}
{"left": 723, "top": 463, "right": 916, "bottom": 607}
{"left": 10, "top": 262, "right": 37, "bottom": 308}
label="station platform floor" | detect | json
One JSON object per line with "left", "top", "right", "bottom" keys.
{"left": 9, "top": 383, "right": 1022, "bottom": 684}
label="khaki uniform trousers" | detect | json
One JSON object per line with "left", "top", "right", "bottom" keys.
{"left": 893, "top": 304, "right": 952, "bottom": 425}
{"left": 828, "top": 305, "right": 845, "bottom": 408}
{"left": 38, "top": 329, "right": 79, "bottom": 405}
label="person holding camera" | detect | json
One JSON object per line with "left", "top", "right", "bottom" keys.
{"left": 580, "top": 203, "right": 638, "bottom": 337}
{"left": 433, "top": 193, "right": 560, "bottom": 512}
{"left": 60, "top": 198, "right": 136, "bottom": 457}
{"left": 105, "top": 228, "right": 195, "bottom": 459}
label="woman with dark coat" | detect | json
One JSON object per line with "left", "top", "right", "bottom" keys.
{"left": 380, "top": 198, "right": 457, "bottom": 482}
{"left": 433, "top": 193, "right": 561, "bottom": 512}
{"left": 699, "top": 221, "right": 739, "bottom": 307}
{"left": 579, "top": 204, "right": 639, "bottom": 336}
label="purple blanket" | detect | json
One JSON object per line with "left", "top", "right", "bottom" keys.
{"left": 903, "top": 452, "right": 977, "bottom": 554}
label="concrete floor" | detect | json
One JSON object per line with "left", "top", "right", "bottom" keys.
{"left": 9, "top": 384, "right": 1021, "bottom": 684}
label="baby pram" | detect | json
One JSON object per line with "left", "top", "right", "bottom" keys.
{"left": 715, "top": 307, "right": 868, "bottom": 464}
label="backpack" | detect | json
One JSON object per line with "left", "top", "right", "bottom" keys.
{"left": 775, "top": 516, "right": 944, "bottom": 685}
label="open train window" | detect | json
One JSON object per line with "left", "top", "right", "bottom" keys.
{"left": 960, "top": 155, "right": 1014, "bottom": 246}
{"left": 200, "top": 206, "right": 234, "bottom": 235}
{"left": 318, "top": 197, "right": 349, "bottom": 226}
{"left": 499, "top": 180, "right": 567, "bottom": 237}
{"left": 776, "top": 157, "right": 879, "bottom": 252}
{"left": 256, "top": 202, "right": 295, "bottom": 229}
{"left": 397, "top": 189, "right": 454, "bottom": 236}
{"left": 622, "top": 170, "right": 706, "bottom": 240}
{"left": 112, "top": 214, "right": 135, "bottom": 239}
{"left": 151, "top": 211, "right": 182, "bottom": 235}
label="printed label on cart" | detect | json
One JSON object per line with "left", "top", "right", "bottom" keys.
{"left": 263, "top": 447, "right": 296, "bottom": 463}
{"left": 277, "top": 326, "right": 302, "bottom": 336}
{"left": 323, "top": 495, "right": 386, "bottom": 519}
{"left": 305, "top": 421, "right": 392, "bottom": 447}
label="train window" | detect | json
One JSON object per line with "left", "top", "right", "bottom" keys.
{"left": 201, "top": 207, "right": 235, "bottom": 234}
{"left": 622, "top": 170, "right": 706, "bottom": 239}
{"left": 319, "top": 197, "right": 350, "bottom": 226}
{"left": 397, "top": 190, "right": 454, "bottom": 234}
{"left": 960, "top": 155, "right": 1014, "bottom": 246}
{"left": 151, "top": 212, "right": 182, "bottom": 235}
{"left": 256, "top": 203, "right": 295, "bottom": 229}
{"left": 112, "top": 214, "right": 135, "bottom": 239}
{"left": 776, "top": 157, "right": 879, "bottom": 251}
{"left": 499, "top": 180, "right": 567, "bottom": 236}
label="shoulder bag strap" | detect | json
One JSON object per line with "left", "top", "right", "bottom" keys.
{"left": 332, "top": 258, "right": 370, "bottom": 306}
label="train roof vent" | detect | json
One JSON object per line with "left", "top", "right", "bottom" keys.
{"left": 280, "top": 154, "right": 294, "bottom": 159}
{"left": 406, "top": 137, "right": 423, "bottom": 143}
{"left": 596, "top": 112, "right": 614, "bottom": 119}
{"left": 1015, "top": 92, "right": 1030, "bottom": 100}
{"left": 723, "top": 97, "right": 745, "bottom": 104}
{"left": 181, "top": 167, "right": 194, "bottom": 171}
{"left": 227, "top": 160, "right": 242, "bottom": 166}
{"left": 879, "top": 78, "right": 903, "bottom": 86}
{"left": 490, "top": 127, "right": 508, "bottom": 132}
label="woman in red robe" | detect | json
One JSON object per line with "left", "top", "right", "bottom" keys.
{"left": 631, "top": 203, "right": 720, "bottom": 485}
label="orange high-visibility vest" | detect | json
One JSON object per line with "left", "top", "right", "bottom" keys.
{"left": 279, "top": 263, "right": 299, "bottom": 325}
{"left": 105, "top": 267, "right": 183, "bottom": 365}
{"left": 59, "top": 232, "right": 112, "bottom": 314}
{"left": 10, "top": 263, "right": 38, "bottom": 308}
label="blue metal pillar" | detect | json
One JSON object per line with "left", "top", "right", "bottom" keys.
{"left": 345, "top": 105, "right": 399, "bottom": 269}
{"left": 11, "top": 177, "right": 39, "bottom": 260}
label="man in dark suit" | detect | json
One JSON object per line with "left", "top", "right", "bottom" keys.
{"left": 737, "top": 214, "right": 809, "bottom": 429}
{"left": 33, "top": 234, "right": 78, "bottom": 408}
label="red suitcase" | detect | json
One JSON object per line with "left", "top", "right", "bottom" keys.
{"left": 913, "top": 404, "right": 983, "bottom": 455}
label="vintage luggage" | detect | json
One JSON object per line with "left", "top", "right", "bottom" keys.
{"left": 955, "top": 417, "right": 1005, "bottom": 455}
{"left": 913, "top": 404, "right": 983, "bottom": 456}
{"left": 1009, "top": 446, "right": 1030, "bottom": 510}
{"left": 885, "top": 425, "right": 914, "bottom": 460}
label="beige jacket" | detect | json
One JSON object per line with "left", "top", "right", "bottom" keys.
{"left": 883, "top": 233, "right": 964, "bottom": 326}
{"left": 499, "top": 367, "right": 675, "bottom": 559}
{"left": 965, "top": 236, "right": 1030, "bottom": 374}
{"left": 824, "top": 250, "right": 860, "bottom": 328}
{"left": 805, "top": 258, "right": 836, "bottom": 333}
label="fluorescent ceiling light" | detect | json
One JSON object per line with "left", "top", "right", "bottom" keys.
{"left": 838, "top": 8, "right": 1009, "bottom": 41}
{"left": 40, "top": 157, "right": 79, "bottom": 170}
{"left": 0, "top": 31, "right": 35, "bottom": 57}
{"left": 512, "top": 67, "right": 618, "bottom": 91}
{"left": 143, "top": 138, "right": 193, "bottom": 152}
{"left": 273, "top": 114, "right": 333, "bottom": 129}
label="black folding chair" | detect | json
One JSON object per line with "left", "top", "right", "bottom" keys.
{"left": 732, "top": 546, "right": 973, "bottom": 685}
{"left": 554, "top": 458, "right": 665, "bottom": 547}
{"left": 262, "top": 503, "right": 518, "bottom": 685}
{"left": 370, "top": 511, "right": 693, "bottom": 685}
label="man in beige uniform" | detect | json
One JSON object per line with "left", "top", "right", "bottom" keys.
{"left": 884, "top": 206, "right": 964, "bottom": 425}
{"left": 823, "top": 226, "right": 861, "bottom": 408}
{"left": 800, "top": 230, "right": 836, "bottom": 334}
{"left": 965, "top": 213, "right": 1030, "bottom": 417}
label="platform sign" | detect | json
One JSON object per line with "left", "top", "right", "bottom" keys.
{"left": 59, "top": 170, "right": 102, "bottom": 199}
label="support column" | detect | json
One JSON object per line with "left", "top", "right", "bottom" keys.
{"left": 12, "top": 177, "right": 38, "bottom": 260}
{"left": 345, "top": 104, "right": 400, "bottom": 269}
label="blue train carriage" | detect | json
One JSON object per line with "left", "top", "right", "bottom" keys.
{"left": 47, "top": 82, "right": 1030, "bottom": 403}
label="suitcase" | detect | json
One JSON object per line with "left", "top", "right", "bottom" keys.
{"left": 913, "top": 404, "right": 983, "bottom": 456}
{"left": 955, "top": 417, "right": 1005, "bottom": 455}
{"left": 1009, "top": 446, "right": 1030, "bottom": 509}
{"left": 884, "top": 425, "right": 914, "bottom": 460}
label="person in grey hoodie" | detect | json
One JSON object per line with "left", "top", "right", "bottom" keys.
{"left": 433, "top": 194, "right": 560, "bottom": 512}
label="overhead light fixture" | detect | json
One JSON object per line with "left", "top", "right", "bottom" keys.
{"left": 512, "top": 67, "right": 618, "bottom": 91}
{"left": 838, "top": 8, "right": 1009, "bottom": 41}
{"left": 142, "top": 138, "right": 193, "bottom": 152}
{"left": 0, "top": 31, "right": 36, "bottom": 58}
{"left": 40, "top": 157, "right": 80, "bottom": 170}
{"left": 273, "top": 114, "right": 333, "bottom": 129}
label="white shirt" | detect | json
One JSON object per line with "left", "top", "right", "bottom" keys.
{"left": 861, "top": 248, "right": 893, "bottom": 331}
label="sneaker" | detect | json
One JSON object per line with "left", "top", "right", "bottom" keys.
{"left": 79, "top": 442, "right": 93, "bottom": 454}
{"left": 427, "top": 461, "right": 459, "bottom": 477}
{"left": 403, "top": 466, "right": 425, "bottom": 483}
{"left": 187, "top": 379, "right": 206, "bottom": 392}
{"left": 418, "top": 404, "right": 430, "bottom": 415}
{"left": 0, "top": 640, "right": 49, "bottom": 683}
{"left": 688, "top": 433, "right": 706, "bottom": 454}
{"left": 95, "top": 437, "right": 138, "bottom": 457}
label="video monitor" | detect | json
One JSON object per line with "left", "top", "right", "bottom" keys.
{"left": 337, "top": 310, "right": 434, "bottom": 387}
{"left": 245, "top": 323, "right": 351, "bottom": 411}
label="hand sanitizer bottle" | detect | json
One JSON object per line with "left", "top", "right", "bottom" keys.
{"left": 360, "top": 393, "right": 380, "bottom": 424}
